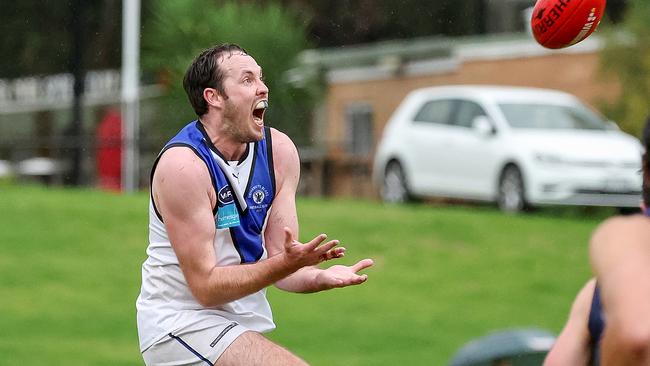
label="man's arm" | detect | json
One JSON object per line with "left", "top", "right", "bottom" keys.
{"left": 264, "top": 128, "right": 373, "bottom": 293}
{"left": 153, "top": 147, "right": 339, "bottom": 307}
{"left": 590, "top": 215, "right": 650, "bottom": 365}
{"left": 543, "top": 279, "right": 595, "bottom": 366}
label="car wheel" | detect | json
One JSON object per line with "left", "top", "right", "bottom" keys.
{"left": 498, "top": 165, "right": 527, "bottom": 213}
{"left": 382, "top": 161, "right": 410, "bottom": 203}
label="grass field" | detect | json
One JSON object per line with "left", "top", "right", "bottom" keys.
{"left": 0, "top": 185, "right": 609, "bottom": 365}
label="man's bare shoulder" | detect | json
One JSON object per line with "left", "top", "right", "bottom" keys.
{"left": 269, "top": 128, "right": 297, "bottom": 155}
{"left": 152, "top": 146, "right": 215, "bottom": 216}
{"left": 156, "top": 146, "right": 207, "bottom": 174}
{"left": 269, "top": 128, "right": 299, "bottom": 176}
{"left": 153, "top": 146, "right": 212, "bottom": 193}
{"left": 592, "top": 214, "right": 650, "bottom": 241}
{"left": 590, "top": 214, "right": 650, "bottom": 273}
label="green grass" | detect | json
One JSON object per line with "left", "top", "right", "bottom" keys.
{"left": 0, "top": 185, "right": 606, "bottom": 365}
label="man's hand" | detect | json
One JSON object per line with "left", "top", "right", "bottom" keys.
{"left": 282, "top": 227, "right": 345, "bottom": 271}
{"left": 314, "top": 259, "right": 375, "bottom": 291}
{"left": 274, "top": 227, "right": 374, "bottom": 293}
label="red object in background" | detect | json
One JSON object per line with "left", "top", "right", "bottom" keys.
{"left": 96, "top": 108, "right": 122, "bottom": 191}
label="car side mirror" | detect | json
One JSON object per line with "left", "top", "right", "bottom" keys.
{"left": 472, "top": 116, "right": 495, "bottom": 136}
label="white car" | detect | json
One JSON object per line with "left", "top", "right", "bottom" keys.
{"left": 372, "top": 85, "right": 643, "bottom": 212}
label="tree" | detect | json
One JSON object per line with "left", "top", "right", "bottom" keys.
{"left": 278, "top": 0, "right": 485, "bottom": 47}
{"left": 600, "top": 0, "right": 650, "bottom": 136}
{"left": 0, "top": 1, "right": 122, "bottom": 78}
{"left": 142, "top": 0, "right": 318, "bottom": 145}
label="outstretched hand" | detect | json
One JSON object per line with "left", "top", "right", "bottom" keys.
{"left": 279, "top": 227, "right": 374, "bottom": 293}
{"left": 314, "top": 258, "right": 374, "bottom": 291}
{"left": 282, "top": 227, "right": 346, "bottom": 271}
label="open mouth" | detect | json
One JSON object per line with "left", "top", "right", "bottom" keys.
{"left": 253, "top": 100, "right": 268, "bottom": 125}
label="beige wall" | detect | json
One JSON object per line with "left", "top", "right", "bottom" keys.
{"left": 318, "top": 51, "right": 621, "bottom": 198}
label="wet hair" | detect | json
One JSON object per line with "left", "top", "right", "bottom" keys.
{"left": 182, "top": 43, "right": 249, "bottom": 116}
{"left": 641, "top": 117, "right": 650, "bottom": 207}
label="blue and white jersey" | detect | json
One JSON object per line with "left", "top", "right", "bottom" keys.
{"left": 137, "top": 121, "right": 277, "bottom": 352}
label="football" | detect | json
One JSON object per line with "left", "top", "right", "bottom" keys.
{"left": 531, "top": 0, "right": 607, "bottom": 49}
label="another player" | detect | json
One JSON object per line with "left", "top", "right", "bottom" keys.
{"left": 136, "top": 43, "right": 374, "bottom": 366}
{"left": 544, "top": 117, "right": 650, "bottom": 366}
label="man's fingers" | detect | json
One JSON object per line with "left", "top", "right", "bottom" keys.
{"left": 329, "top": 247, "right": 346, "bottom": 259}
{"left": 348, "top": 274, "right": 368, "bottom": 285}
{"left": 315, "top": 240, "right": 339, "bottom": 256}
{"left": 333, "top": 273, "right": 368, "bottom": 288}
{"left": 304, "top": 233, "right": 329, "bottom": 250}
{"left": 320, "top": 247, "right": 346, "bottom": 261}
{"left": 351, "top": 258, "right": 374, "bottom": 273}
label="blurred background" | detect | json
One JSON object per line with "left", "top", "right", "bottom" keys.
{"left": 2, "top": 0, "right": 649, "bottom": 365}
{"left": 0, "top": 0, "right": 641, "bottom": 197}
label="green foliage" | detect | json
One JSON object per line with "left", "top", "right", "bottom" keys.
{"left": 0, "top": 185, "right": 603, "bottom": 365}
{"left": 291, "top": 0, "right": 485, "bottom": 48}
{"left": 142, "top": 0, "right": 319, "bottom": 144}
{"left": 600, "top": 0, "right": 650, "bottom": 137}
{"left": 0, "top": 2, "right": 121, "bottom": 78}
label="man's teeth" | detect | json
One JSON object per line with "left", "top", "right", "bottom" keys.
{"left": 255, "top": 100, "right": 268, "bottom": 110}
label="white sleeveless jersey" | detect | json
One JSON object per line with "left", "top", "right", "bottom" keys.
{"left": 136, "top": 122, "right": 277, "bottom": 351}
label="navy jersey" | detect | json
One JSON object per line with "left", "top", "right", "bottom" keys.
{"left": 588, "top": 284, "right": 604, "bottom": 366}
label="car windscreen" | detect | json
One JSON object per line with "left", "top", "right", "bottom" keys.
{"left": 498, "top": 103, "right": 612, "bottom": 130}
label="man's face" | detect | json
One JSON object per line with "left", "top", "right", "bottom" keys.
{"left": 218, "top": 53, "right": 269, "bottom": 143}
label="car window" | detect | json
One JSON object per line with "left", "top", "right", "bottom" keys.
{"left": 452, "top": 100, "right": 487, "bottom": 128}
{"left": 412, "top": 99, "right": 456, "bottom": 125}
{"left": 498, "top": 102, "right": 612, "bottom": 130}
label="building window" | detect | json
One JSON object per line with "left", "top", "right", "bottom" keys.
{"left": 345, "top": 103, "right": 373, "bottom": 157}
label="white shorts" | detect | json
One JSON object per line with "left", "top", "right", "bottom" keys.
{"left": 142, "top": 320, "right": 248, "bottom": 366}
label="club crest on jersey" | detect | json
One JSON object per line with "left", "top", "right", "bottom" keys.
{"left": 253, "top": 190, "right": 265, "bottom": 204}
{"left": 248, "top": 184, "right": 270, "bottom": 211}
{"left": 218, "top": 185, "right": 234, "bottom": 206}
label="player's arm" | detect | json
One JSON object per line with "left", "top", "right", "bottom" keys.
{"left": 265, "top": 128, "right": 373, "bottom": 293}
{"left": 590, "top": 215, "right": 650, "bottom": 365}
{"left": 153, "top": 147, "right": 338, "bottom": 307}
{"left": 543, "top": 279, "right": 595, "bottom": 366}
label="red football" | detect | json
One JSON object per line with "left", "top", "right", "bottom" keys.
{"left": 531, "top": 0, "right": 607, "bottom": 49}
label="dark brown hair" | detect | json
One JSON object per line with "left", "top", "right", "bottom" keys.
{"left": 182, "top": 43, "right": 248, "bottom": 116}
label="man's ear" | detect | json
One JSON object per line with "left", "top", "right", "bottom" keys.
{"left": 203, "top": 88, "right": 223, "bottom": 109}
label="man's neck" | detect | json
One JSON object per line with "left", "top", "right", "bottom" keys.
{"left": 199, "top": 117, "right": 247, "bottom": 161}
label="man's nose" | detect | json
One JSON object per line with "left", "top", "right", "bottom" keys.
{"left": 258, "top": 80, "right": 269, "bottom": 95}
